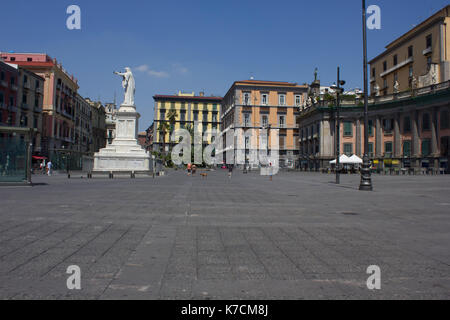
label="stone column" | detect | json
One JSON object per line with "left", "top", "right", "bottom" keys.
{"left": 411, "top": 110, "right": 420, "bottom": 168}
{"left": 356, "top": 118, "right": 362, "bottom": 156}
{"left": 375, "top": 116, "right": 382, "bottom": 157}
{"left": 394, "top": 113, "right": 401, "bottom": 158}
{"left": 431, "top": 107, "right": 440, "bottom": 169}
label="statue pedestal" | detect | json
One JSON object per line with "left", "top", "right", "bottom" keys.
{"left": 93, "top": 104, "right": 150, "bottom": 172}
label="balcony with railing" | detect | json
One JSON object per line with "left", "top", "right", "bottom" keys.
{"left": 21, "top": 103, "right": 29, "bottom": 110}
{"left": 299, "top": 80, "right": 450, "bottom": 115}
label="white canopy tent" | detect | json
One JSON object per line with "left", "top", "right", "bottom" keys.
{"left": 348, "top": 154, "right": 363, "bottom": 164}
{"left": 330, "top": 155, "right": 351, "bottom": 164}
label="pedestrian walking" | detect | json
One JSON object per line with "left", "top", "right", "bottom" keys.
{"left": 192, "top": 164, "right": 197, "bottom": 176}
{"left": 228, "top": 164, "right": 233, "bottom": 179}
{"left": 187, "top": 163, "right": 192, "bottom": 176}
{"left": 47, "top": 161, "right": 52, "bottom": 176}
{"left": 269, "top": 162, "right": 273, "bottom": 181}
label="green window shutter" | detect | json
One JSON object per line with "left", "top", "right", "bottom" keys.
{"left": 344, "top": 143, "right": 353, "bottom": 155}
{"left": 385, "top": 142, "right": 393, "bottom": 153}
{"left": 422, "top": 140, "right": 430, "bottom": 156}
{"left": 403, "top": 141, "right": 411, "bottom": 157}
{"left": 344, "top": 122, "right": 353, "bottom": 136}
{"left": 368, "top": 120, "right": 374, "bottom": 135}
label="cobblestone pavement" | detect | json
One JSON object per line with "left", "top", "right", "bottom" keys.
{"left": 0, "top": 170, "right": 449, "bottom": 299}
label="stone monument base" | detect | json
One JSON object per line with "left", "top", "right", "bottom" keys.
{"left": 93, "top": 104, "right": 150, "bottom": 172}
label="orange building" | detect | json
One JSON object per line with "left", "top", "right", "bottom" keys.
{"left": 220, "top": 80, "right": 308, "bottom": 168}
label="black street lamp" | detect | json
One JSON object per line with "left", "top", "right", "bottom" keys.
{"left": 331, "top": 67, "right": 345, "bottom": 185}
{"left": 359, "top": 0, "right": 374, "bottom": 191}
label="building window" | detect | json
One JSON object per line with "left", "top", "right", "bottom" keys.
{"left": 422, "top": 139, "right": 431, "bottom": 156}
{"left": 383, "top": 119, "right": 393, "bottom": 134}
{"left": 408, "top": 46, "right": 413, "bottom": 58}
{"left": 426, "top": 34, "right": 432, "bottom": 49}
{"left": 403, "top": 140, "right": 411, "bottom": 157}
{"left": 244, "top": 113, "right": 251, "bottom": 127}
{"left": 202, "top": 111, "right": 208, "bottom": 121}
{"left": 295, "top": 95, "right": 302, "bottom": 106}
{"left": 383, "top": 61, "right": 387, "bottom": 71}
{"left": 261, "top": 115, "right": 268, "bottom": 128}
{"left": 343, "top": 143, "right": 353, "bottom": 156}
{"left": 368, "top": 143, "right": 374, "bottom": 157}
{"left": 440, "top": 110, "right": 449, "bottom": 129}
{"left": 385, "top": 141, "right": 393, "bottom": 155}
{"left": 343, "top": 121, "right": 353, "bottom": 136}
{"left": 193, "top": 111, "right": 198, "bottom": 121}
{"left": 159, "top": 110, "right": 165, "bottom": 120}
{"left": 261, "top": 93, "right": 268, "bottom": 106}
{"left": 212, "top": 112, "right": 218, "bottom": 123}
{"left": 0, "top": 71, "right": 4, "bottom": 81}
{"left": 180, "top": 111, "right": 186, "bottom": 122}
{"left": 243, "top": 92, "right": 251, "bottom": 105}
{"left": 394, "top": 72, "right": 398, "bottom": 84}
{"left": 383, "top": 78, "right": 387, "bottom": 89}
{"left": 368, "top": 119, "right": 374, "bottom": 136}
{"left": 393, "top": 55, "right": 398, "bottom": 66}
{"left": 279, "top": 115, "right": 286, "bottom": 128}
{"left": 372, "top": 68, "right": 375, "bottom": 78}
{"left": 427, "top": 56, "right": 432, "bottom": 71}
{"left": 422, "top": 113, "right": 431, "bottom": 131}
{"left": 278, "top": 94, "right": 286, "bottom": 106}
{"left": 403, "top": 116, "right": 411, "bottom": 133}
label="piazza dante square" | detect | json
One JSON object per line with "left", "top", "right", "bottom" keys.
{"left": 0, "top": 0, "right": 449, "bottom": 313}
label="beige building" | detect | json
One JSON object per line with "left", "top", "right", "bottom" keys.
{"left": 369, "top": 5, "right": 450, "bottom": 96}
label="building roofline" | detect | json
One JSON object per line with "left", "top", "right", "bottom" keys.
{"left": 153, "top": 95, "right": 223, "bottom": 101}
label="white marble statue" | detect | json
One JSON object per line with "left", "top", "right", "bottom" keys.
{"left": 411, "top": 76, "right": 418, "bottom": 89}
{"left": 393, "top": 81, "right": 400, "bottom": 94}
{"left": 114, "top": 67, "right": 135, "bottom": 106}
{"left": 374, "top": 83, "right": 381, "bottom": 96}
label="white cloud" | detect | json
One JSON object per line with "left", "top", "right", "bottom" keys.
{"left": 172, "top": 63, "right": 189, "bottom": 75}
{"left": 134, "top": 64, "right": 170, "bottom": 78}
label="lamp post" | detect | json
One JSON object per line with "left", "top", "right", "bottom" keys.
{"left": 359, "top": 0, "right": 374, "bottom": 191}
{"left": 331, "top": 67, "right": 345, "bottom": 184}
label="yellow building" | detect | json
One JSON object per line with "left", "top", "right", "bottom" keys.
{"left": 152, "top": 91, "right": 222, "bottom": 152}
{"left": 369, "top": 5, "right": 450, "bottom": 96}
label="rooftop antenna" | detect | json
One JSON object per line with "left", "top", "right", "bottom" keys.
{"left": 250, "top": 72, "right": 254, "bottom": 80}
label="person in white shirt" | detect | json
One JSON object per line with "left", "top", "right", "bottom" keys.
{"left": 47, "top": 161, "right": 52, "bottom": 176}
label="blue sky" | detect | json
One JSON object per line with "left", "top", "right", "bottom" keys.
{"left": 1, "top": 0, "right": 449, "bottom": 130}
